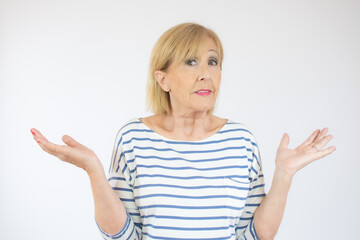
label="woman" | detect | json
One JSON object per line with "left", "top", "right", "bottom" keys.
{"left": 30, "top": 23, "right": 336, "bottom": 240}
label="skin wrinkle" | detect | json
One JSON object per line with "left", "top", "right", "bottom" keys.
{"left": 149, "top": 37, "right": 225, "bottom": 141}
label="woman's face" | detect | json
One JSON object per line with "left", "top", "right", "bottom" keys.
{"left": 160, "top": 38, "right": 222, "bottom": 115}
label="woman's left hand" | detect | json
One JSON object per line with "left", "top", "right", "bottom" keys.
{"left": 275, "top": 128, "right": 336, "bottom": 177}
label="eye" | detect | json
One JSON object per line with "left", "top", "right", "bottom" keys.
{"left": 208, "top": 58, "right": 218, "bottom": 66}
{"left": 185, "top": 58, "right": 197, "bottom": 66}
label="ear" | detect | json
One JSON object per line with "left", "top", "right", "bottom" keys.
{"left": 154, "top": 70, "right": 170, "bottom": 92}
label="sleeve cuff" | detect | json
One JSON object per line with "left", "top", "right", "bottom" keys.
{"left": 250, "top": 218, "right": 259, "bottom": 239}
{"left": 241, "top": 218, "right": 259, "bottom": 240}
{"left": 96, "top": 212, "right": 135, "bottom": 239}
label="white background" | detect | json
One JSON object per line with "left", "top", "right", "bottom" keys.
{"left": 1, "top": 0, "right": 359, "bottom": 239}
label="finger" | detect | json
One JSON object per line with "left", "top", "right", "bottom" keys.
{"left": 300, "top": 129, "right": 320, "bottom": 148}
{"left": 30, "top": 128, "right": 68, "bottom": 157}
{"left": 62, "top": 135, "right": 84, "bottom": 149}
{"left": 278, "top": 133, "right": 290, "bottom": 150}
{"left": 40, "top": 140, "right": 68, "bottom": 157}
{"left": 313, "top": 134, "right": 333, "bottom": 150}
{"left": 313, "top": 128, "right": 328, "bottom": 144}
{"left": 30, "top": 128, "right": 49, "bottom": 143}
{"left": 312, "top": 146, "right": 336, "bottom": 161}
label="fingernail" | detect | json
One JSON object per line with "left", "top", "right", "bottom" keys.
{"left": 31, "top": 130, "right": 35, "bottom": 135}
{"left": 37, "top": 140, "right": 41, "bottom": 143}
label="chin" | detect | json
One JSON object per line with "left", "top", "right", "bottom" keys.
{"left": 192, "top": 104, "right": 215, "bottom": 113}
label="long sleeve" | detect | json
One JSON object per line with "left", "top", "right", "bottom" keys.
{"left": 236, "top": 131, "right": 266, "bottom": 240}
{"left": 97, "top": 129, "right": 142, "bottom": 239}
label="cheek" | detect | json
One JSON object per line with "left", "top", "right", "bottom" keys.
{"left": 173, "top": 75, "right": 195, "bottom": 94}
{"left": 214, "top": 72, "right": 222, "bottom": 88}
{"left": 170, "top": 79, "right": 193, "bottom": 101}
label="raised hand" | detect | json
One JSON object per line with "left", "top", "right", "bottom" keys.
{"left": 275, "top": 128, "right": 336, "bottom": 177}
{"left": 30, "top": 128, "right": 102, "bottom": 174}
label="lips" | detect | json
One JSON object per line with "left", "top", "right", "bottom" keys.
{"left": 195, "top": 89, "right": 212, "bottom": 96}
{"left": 195, "top": 89, "right": 212, "bottom": 93}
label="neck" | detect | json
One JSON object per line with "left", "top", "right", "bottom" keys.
{"left": 162, "top": 111, "right": 214, "bottom": 139}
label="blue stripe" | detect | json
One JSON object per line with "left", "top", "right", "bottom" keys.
{"left": 134, "top": 222, "right": 142, "bottom": 228}
{"left": 250, "top": 174, "right": 264, "bottom": 182}
{"left": 142, "top": 232, "right": 235, "bottom": 240}
{"left": 252, "top": 152, "right": 261, "bottom": 168}
{"left": 125, "top": 147, "right": 253, "bottom": 163}
{"left": 137, "top": 164, "right": 247, "bottom": 171}
{"left": 245, "top": 203, "right": 261, "bottom": 207}
{"left": 248, "top": 194, "right": 266, "bottom": 198}
{"left": 129, "top": 212, "right": 140, "bottom": 217}
{"left": 120, "top": 198, "right": 136, "bottom": 202}
{"left": 133, "top": 145, "right": 246, "bottom": 154}
{"left": 251, "top": 166, "right": 258, "bottom": 175}
{"left": 136, "top": 174, "right": 248, "bottom": 180}
{"left": 249, "top": 218, "right": 256, "bottom": 239}
{"left": 108, "top": 176, "right": 126, "bottom": 181}
{"left": 112, "top": 187, "right": 132, "bottom": 192}
{"left": 220, "top": 128, "right": 252, "bottom": 136}
{"left": 250, "top": 183, "right": 265, "bottom": 190}
{"left": 115, "top": 152, "right": 125, "bottom": 172}
{"left": 124, "top": 221, "right": 135, "bottom": 240}
{"left": 134, "top": 183, "right": 249, "bottom": 191}
{"left": 134, "top": 193, "right": 247, "bottom": 201}
{"left": 143, "top": 223, "right": 235, "bottom": 231}
{"left": 141, "top": 214, "right": 240, "bottom": 220}
{"left": 135, "top": 154, "right": 248, "bottom": 163}
{"left": 118, "top": 120, "right": 143, "bottom": 132}
{"left": 236, "top": 225, "right": 247, "bottom": 230}
{"left": 123, "top": 136, "right": 256, "bottom": 146}
{"left": 108, "top": 177, "right": 133, "bottom": 188}
{"left": 139, "top": 204, "right": 244, "bottom": 211}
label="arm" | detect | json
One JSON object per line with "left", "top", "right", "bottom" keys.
{"left": 92, "top": 163, "right": 141, "bottom": 240}
{"left": 253, "top": 128, "right": 336, "bottom": 240}
{"left": 30, "top": 128, "right": 135, "bottom": 238}
{"left": 252, "top": 169, "right": 292, "bottom": 240}
{"left": 88, "top": 164, "right": 128, "bottom": 235}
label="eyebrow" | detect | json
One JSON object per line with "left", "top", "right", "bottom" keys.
{"left": 209, "top": 49, "right": 219, "bottom": 55}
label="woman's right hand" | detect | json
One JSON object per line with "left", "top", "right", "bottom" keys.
{"left": 30, "top": 128, "right": 102, "bottom": 174}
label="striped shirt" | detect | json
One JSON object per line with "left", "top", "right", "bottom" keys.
{"left": 97, "top": 118, "right": 265, "bottom": 240}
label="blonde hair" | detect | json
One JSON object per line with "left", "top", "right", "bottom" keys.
{"left": 146, "top": 23, "right": 224, "bottom": 115}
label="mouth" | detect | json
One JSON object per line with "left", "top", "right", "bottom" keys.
{"left": 195, "top": 89, "right": 212, "bottom": 96}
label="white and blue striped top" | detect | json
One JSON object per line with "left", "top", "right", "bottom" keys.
{"left": 97, "top": 118, "right": 266, "bottom": 240}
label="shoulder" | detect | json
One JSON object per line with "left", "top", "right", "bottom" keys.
{"left": 225, "top": 120, "right": 257, "bottom": 138}
{"left": 113, "top": 118, "right": 146, "bottom": 141}
{"left": 118, "top": 118, "right": 143, "bottom": 131}
{"left": 223, "top": 120, "right": 260, "bottom": 149}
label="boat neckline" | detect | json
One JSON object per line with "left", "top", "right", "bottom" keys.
{"left": 137, "top": 118, "right": 229, "bottom": 143}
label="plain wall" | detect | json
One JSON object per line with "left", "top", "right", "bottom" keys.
{"left": 1, "top": 0, "right": 359, "bottom": 239}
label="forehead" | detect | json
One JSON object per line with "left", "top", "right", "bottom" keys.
{"left": 202, "top": 38, "right": 218, "bottom": 53}
{"left": 174, "top": 37, "right": 219, "bottom": 63}
{"left": 191, "top": 37, "right": 218, "bottom": 55}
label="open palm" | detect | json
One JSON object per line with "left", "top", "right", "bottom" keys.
{"left": 30, "top": 128, "right": 101, "bottom": 173}
{"left": 275, "top": 128, "right": 336, "bottom": 176}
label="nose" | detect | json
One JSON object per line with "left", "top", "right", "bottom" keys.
{"left": 198, "top": 62, "right": 210, "bottom": 81}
